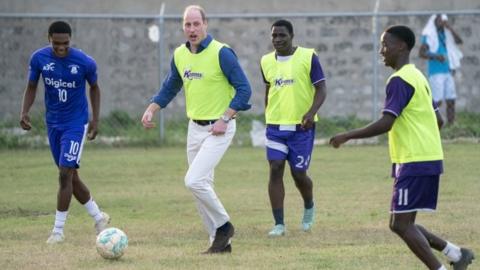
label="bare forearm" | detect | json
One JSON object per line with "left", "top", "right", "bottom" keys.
{"left": 223, "top": 108, "right": 237, "bottom": 119}
{"left": 21, "top": 84, "right": 37, "bottom": 115}
{"left": 331, "top": 113, "right": 395, "bottom": 148}
{"left": 307, "top": 81, "right": 327, "bottom": 116}
{"left": 89, "top": 84, "right": 101, "bottom": 122}
{"left": 419, "top": 46, "right": 430, "bottom": 59}
{"left": 435, "top": 110, "right": 444, "bottom": 129}
{"left": 447, "top": 26, "right": 463, "bottom": 44}
{"left": 345, "top": 114, "right": 395, "bottom": 140}
{"left": 264, "top": 85, "right": 270, "bottom": 107}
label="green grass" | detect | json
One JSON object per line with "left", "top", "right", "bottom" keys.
{"left": 1, "top": 144, "right": 479, "bottom": 269}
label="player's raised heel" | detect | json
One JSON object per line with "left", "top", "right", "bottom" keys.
{"left": 268, "top": 224, "right": 286, "bottom": 237}
{"left": 46, "top": 232, "right": 64, "bottom": 244}
{"left": 95, "top": 212, "right": 111, "bottom": 235}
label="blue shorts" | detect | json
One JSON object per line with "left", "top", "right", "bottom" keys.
{"left": 47, "top": 124, "right": 88, "bottom": 168}
{"left": 390, "top": 175, "right": 440, "bottom": 213}
{"left": 265, "top": 124, "right": 315, "bottom": 171}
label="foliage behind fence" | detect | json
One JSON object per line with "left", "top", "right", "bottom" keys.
{"left": 2, "top": 111, "right": 479, "bottom": 149}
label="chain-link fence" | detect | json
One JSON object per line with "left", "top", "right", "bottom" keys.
{"left": 1, "top": 10, "right": 479, "bottom": 147}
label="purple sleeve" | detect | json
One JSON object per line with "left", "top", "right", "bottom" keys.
{"left": 85, "top": 57, "right": 98, "bottom": 85}
{"left": 310, "top": 53, "right": 325, "bottom": 85}
{"left": 382, "top": 77, "right": 414, "bottom": 117}
{"left": 28, "top": 54, "right": 40, "bottom": 82}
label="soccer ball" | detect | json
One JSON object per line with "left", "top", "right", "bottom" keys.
{"left": 96, "top": 227, "right": 128, "bottom": 259}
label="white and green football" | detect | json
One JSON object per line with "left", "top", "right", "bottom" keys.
{"left": 96, "top": 227, "right": 128, "bottom": 259}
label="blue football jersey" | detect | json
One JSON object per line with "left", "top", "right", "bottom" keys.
{"left": 28, "top": 46, "right": 97, "bottom": 127}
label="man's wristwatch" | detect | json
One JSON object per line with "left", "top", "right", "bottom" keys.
{"left": 220, "top": 115, "right": 231, "bottom": 123}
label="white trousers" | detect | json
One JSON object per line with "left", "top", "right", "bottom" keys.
{"left": 185, "top": 119, "right": 236, "bottom": 239}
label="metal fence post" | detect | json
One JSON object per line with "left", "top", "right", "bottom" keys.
{"left": 372, "top": 0, "right": 380, "bottom": 121}
{"left": 158, "top": 2, "right": 166, "bottom": 143}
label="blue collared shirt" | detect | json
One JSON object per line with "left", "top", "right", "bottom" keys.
{"left": 151, "top": 34, "right": 251, "bottom": 112}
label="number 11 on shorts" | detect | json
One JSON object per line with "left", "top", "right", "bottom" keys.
{"left": 398, "top": 188, "right": 409, "bottom": 206}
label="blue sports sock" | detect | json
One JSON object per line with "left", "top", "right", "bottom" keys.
{"left": 304, "top": 200, "right": 314, "bottom": 210}
{"left": 272, "top": 208, "right": 284, "bottom": 225}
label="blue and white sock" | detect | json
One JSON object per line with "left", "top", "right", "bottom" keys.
{"left": 83, "top": 198, "right": 103, "bottom": 222}
{"left": 52, "top": 210, "right": 68, "bottom": 234}
{"left": 442, "top": 241, "right": 462, "bottom": 262}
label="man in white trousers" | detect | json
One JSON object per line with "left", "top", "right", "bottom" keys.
{"left": 141, "top": 5, "right": 251, "bottom": 254}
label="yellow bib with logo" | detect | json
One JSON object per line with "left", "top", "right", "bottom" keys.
{"left": 261, "top": 47, "right": 318, "bottom": 124}
{"left": 387, "top": 64, "right": 443, "bottom": 163}
{"left": 174, "top": 39, "right": 234, "bottom": 120}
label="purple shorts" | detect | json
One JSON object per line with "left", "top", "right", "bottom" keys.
{"left": 47, "top": 124, "right": 88, "bottom": 168}
{"left": 390, "top": 175, "right": 440, "bottom": 213}
{"left": 265, "top": 124, "right": 315, "bottom": 171}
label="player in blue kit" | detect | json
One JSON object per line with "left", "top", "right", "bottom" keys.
{"left": 330, "top": 25, "right": 474, "bottom": 270}
{"left": 19, "top": 21, "right": 110, "bottom": 244}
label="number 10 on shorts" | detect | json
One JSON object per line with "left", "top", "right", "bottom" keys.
{"left": 69, "top": 140, "right": 80, "bottom": 155}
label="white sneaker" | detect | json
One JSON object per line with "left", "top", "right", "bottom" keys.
{"left": 268, "top": 224, "right": 286, "bottom": 237}
{"left": 46, "top": 232, "right": 64, "bottom": 244}
{"left": 302, "top": 206, "right": 315, "bottom": 232}
{"left": 95, "top": 212, "right": 111, "bottom": 235}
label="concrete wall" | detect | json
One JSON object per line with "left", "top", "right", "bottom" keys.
{"left": 1, "top": 0, "right": 480, "bottom": 121}
{"left": 3, "top": 0, "right": 479, "bottom": 14}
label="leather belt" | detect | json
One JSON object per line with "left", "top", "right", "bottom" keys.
{"left": 192, "top": 119, "right": 217, "bottom": 126}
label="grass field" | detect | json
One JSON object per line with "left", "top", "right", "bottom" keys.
{"left": 1, "top": 144, "right": 478, "bottom": 270}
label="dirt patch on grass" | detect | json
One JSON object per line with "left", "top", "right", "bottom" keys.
{"left": 0, "top": 207, "right": 50, "bottom": 218}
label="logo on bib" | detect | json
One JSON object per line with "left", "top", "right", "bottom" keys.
{"left": 274, "top": 78, "right": 294, "bottom": 88}
{"left": 183, "top": 69, "right": 203, "bottom": 80}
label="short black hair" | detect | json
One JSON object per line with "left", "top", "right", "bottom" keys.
{"left": 271, "top": 19, "right": 294, "bottom": 36}
{"left": 385, "top": 25, "right": 415, "bottom": 51}
{"left": 48, "top": 21, "right": 72, "bottom": 36}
